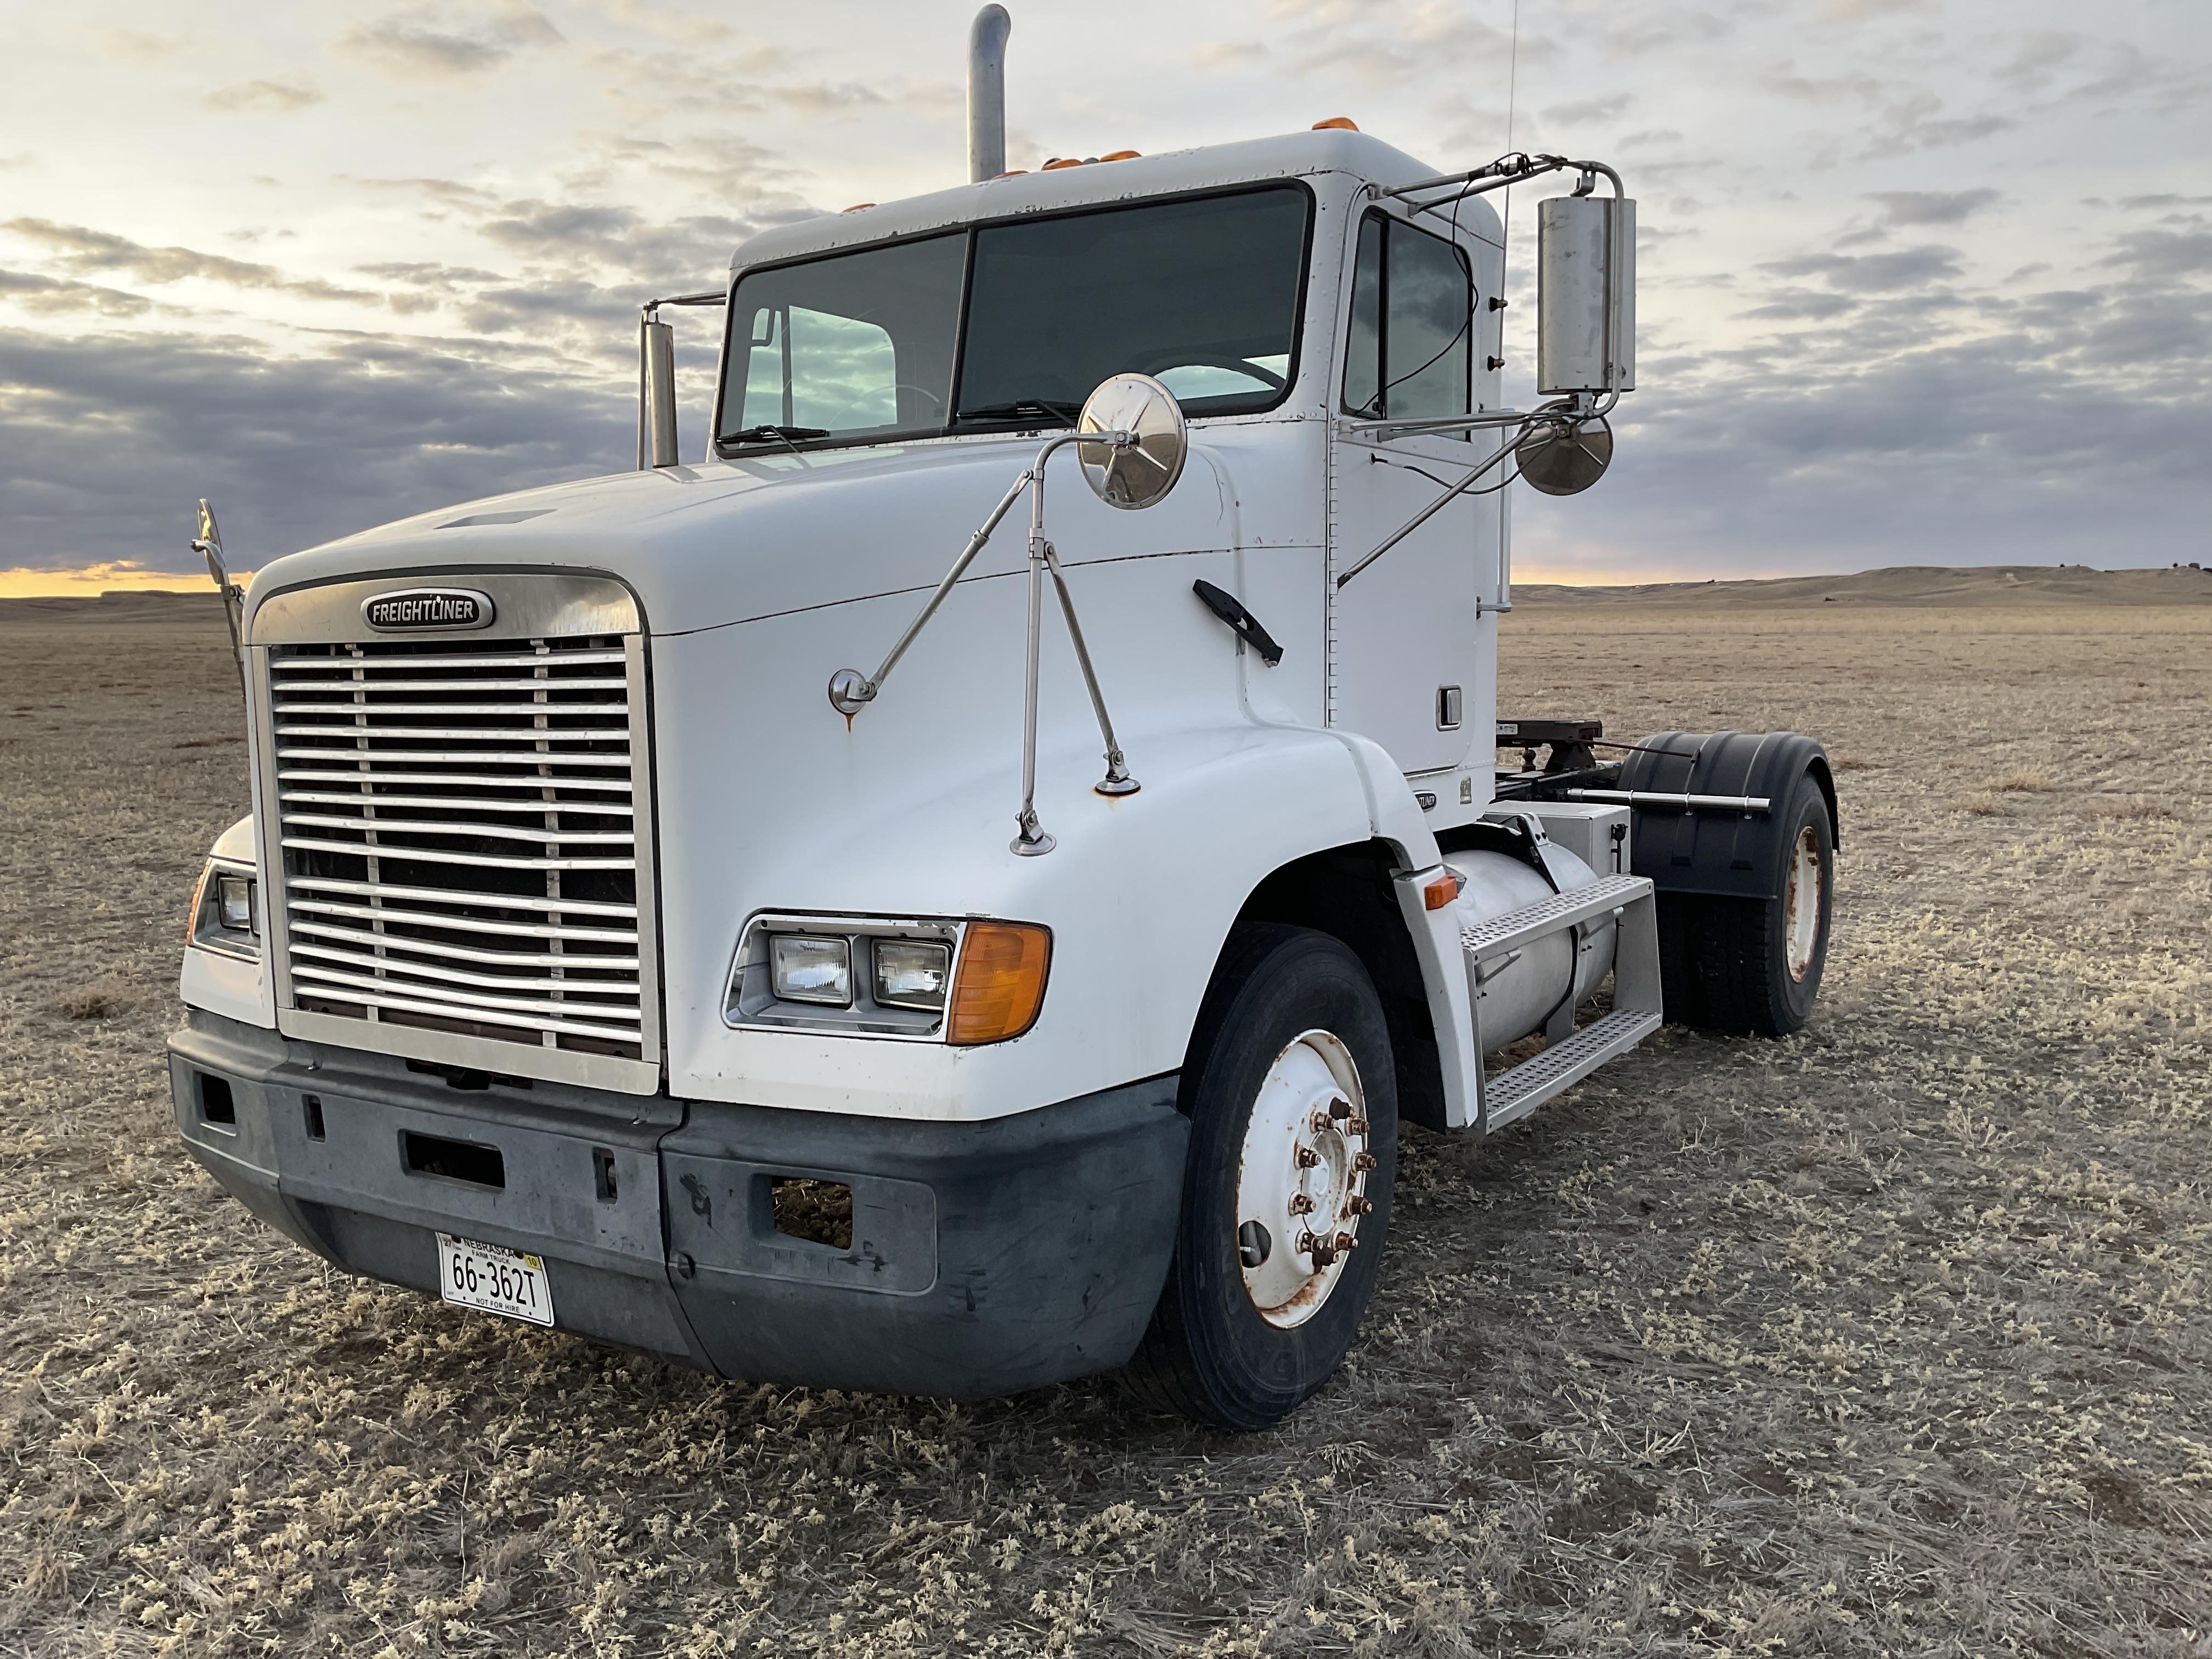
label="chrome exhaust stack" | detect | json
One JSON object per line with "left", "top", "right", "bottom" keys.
{"left": 968, "top": 5, "right": 1011, "bottom": 183}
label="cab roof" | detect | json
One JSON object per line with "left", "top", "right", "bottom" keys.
{"left": 727, "top": 128, "right": 1500, "bottom": 274}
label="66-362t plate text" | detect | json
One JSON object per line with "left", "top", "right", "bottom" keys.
{"left": 436, "top": 1233, "right": 555, "bottom": 1326}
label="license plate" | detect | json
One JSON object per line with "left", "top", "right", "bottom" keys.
{"left": 436, "top": 1233, "right": 555, "bottom": 1327}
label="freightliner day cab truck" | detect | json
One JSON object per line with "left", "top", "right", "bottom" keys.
{"left": 170, "top": 10, "right": 1837, "bottom": 1429}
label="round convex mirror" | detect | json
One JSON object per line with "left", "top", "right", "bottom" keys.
{"left": 1076, "top": 373, "right": 1187, "bottom": 510}
{"left": 1516, "top": 415, "right": 1613, "bottom": 496}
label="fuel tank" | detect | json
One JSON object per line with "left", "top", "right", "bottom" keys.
{"left": 1449, "top": 845, "right": 1617, "bottom": 1051}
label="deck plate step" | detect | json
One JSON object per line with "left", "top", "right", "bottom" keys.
{"left": 1461, "top": 873, "right": 1651, "bottom": 962}
{"left": 1485, "top": 1007, "right": 1663, "bottom": 1131}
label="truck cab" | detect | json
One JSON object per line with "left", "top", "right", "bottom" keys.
{"left": 170, "top": 80, "right": 1835, "bottom": 1427}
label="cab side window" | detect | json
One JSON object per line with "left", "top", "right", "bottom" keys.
{"left": 1342, "top": 213, "right": 1474, "bottom": 429}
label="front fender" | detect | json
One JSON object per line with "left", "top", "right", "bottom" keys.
{"left": 667, "top": 721, "right": 1413, "bottom": 1122}
{"left": 180, "top": 814, "right": 274, "bottom": 1028}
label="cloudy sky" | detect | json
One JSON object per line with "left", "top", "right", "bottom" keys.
{"left": 2, "top": 0, "right": 2206, "bottom": 592}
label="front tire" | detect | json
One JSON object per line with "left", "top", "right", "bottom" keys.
{"left": 1126, "top": 924, "right": 1397, "bottom": 1430}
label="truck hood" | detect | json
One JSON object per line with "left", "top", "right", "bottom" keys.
{"left": 242, "top": 436, "right": 1239, "bottom": 641}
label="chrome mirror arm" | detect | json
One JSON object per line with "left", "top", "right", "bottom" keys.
{"left": 823, "top": 428, "right": 1141, "bottom": 858}
{"left": 190, "top": 496, "right": 247, "bottom": 698}
{"left": 1335, "top": 424, "right": 1530, "bottom": 591}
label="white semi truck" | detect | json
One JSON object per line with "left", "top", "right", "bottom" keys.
{"left": 170, "top": 10, "right": 1836, "bottom": 1429}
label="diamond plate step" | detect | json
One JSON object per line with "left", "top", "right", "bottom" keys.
{"left": 1484, "top": 1007, "right": 1663, "bottom": 1131}
{"left": 1460, "top": 873, "right": 1651, "bottom": 963}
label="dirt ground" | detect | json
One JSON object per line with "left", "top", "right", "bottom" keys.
{"left": 2, "top": 592, "right": 2207, "bottom": 1657}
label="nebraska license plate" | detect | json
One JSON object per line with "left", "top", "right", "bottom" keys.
{"left": 436, "top": 1233, "right": 556, "bottom": 1327}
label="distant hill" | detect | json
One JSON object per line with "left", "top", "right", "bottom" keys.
{"left": 1514, "top": 565, "right": 2212, "bottom": 608}
{"left": 4, "top": 565, "right": 2208, "bottom": 624}
{"left": 0, "top": 590, "right": 229, "bottom": 623}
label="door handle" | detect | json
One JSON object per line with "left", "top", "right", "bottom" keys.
{"left": 1191, "top": 580, "right": 1284, "bottom": 667}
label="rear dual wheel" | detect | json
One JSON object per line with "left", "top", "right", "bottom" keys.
{"left": 1126, "top": 925, "right": 1396, "bottom": 1430}
{"left": 1658, "top": 771, "right": 1835, "bottom": 1036}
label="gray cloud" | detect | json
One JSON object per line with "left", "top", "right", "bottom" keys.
{"left": 204, "top": 80, "right": 324, "bottom": 113}
{"left": 2101, "top": 224, "right": 2212, "bottom": 283}
{"left": 1867, "top": 188, "right": 2001, "bottom": 225}
{"left": 1763, "top": 244, "right": 1965, "bottom": 292}
{"left": 0, "top": 270, "right": 155, "bottom": 318}
{"left": 338, "top": 4, "right": 564, "bottom": 80}
{"left": 2, "top": 218, "right": 377, "bottom": 303}
{"left": 1542, "top": 93, "right": 1633, "bottom": 125}
{"left": 476, "top": 199, "right": 778, "bottom": 284}
{"left": 0, "top": 324, "right": 627, "bottom": 568}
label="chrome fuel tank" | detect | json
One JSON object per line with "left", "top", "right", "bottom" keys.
{"left": 1450, "top": 845, "right": 1617, "bottom": 1051}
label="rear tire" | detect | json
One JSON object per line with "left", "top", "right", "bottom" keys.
{"left": 1125, "top": 924, "right": 1397, "bottom": 1430}
{"left": 1658, "top": 772, "right": 1833, "bottom": 1036}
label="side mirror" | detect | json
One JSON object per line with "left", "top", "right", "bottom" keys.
{"left": 1074, "top": 373, "right": 1186, "bottom": 510}
{"left": 190, "top": 496, "right": 247, "bottom": 692}
{"left": 639, "top": 317, "right": 679, "bottom": 469}
{"left": 1536, "top": 194, "right": 1635, "bottom": 397}
{"left": 194, "top": 498, "right": 228, "bottom": 587}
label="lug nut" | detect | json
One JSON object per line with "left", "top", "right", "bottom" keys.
{"left": 1295, "top": 1146, "right": 1322, "bottom": 1168}
{"left": 1344, "top": 1195, "right": 1373, "bottom": 1216}
{"left": 1347, "top": 1117, "right": 1370, "bottom": 1135}
{"left": 1352, "top": 1152, "right": 1378, "bottom": 1172}
{"left": 1289, "top": 1193, "right": 1315, "bottom": 1215}
{"left": 1335, "top": 1231, "right": 1358, "bottom": 1252}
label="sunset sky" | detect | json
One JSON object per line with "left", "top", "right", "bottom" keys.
{"left": 2, "top": 0, "right": 2207, "bottom": 595}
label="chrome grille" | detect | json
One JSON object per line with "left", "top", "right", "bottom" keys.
{"left": 266, "top": 635, "right": 650, "bottom": 1062}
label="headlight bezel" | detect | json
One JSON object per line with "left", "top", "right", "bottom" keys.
{"left": 724, "top": 915, "right": 1047, "bottom": 1043}
{"left": 188, "top": 858, "right": 262, "bottom": 960}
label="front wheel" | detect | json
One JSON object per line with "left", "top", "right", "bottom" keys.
{"left": 1125, "top": 924, "right": 1397, "bottom": 1430}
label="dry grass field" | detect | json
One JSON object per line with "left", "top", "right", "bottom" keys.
{"left": 2, "top": 584, "right": 2208, "bottom": 1657}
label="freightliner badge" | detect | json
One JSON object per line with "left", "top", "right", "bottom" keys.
{"left": 362, "top": 588, "right": 496, "bottom": 631}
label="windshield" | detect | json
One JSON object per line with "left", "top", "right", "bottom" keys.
{"left": 718, "top": 184, "right": 1312, "bottom": 452}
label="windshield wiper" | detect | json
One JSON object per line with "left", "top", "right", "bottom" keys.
{"left": 954, "top": 399, "right": 1080, "bottom": 425}
{"left": 725, "top": 424, "right": 831, "bottom": 445}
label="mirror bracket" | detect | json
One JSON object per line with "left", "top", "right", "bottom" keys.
{"left": 829, "top": 374, "right": 1186, "bottom": 854}
{"left": 190, "top": 497, "right": 247, "bottom": 697}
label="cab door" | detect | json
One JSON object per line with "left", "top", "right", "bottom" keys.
{"left": 1326, "top": 209, "right": 1496, "bottom": 777}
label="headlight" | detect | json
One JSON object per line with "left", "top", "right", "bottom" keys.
{"left": 217, "top": 874, "right": 255, "bottom": 933}
{"left": 189, "top": 860, "right": 261, "bottom": 958}
{"left": 872, "top": 939, "right": 950, "bottom": 1011}
{"left": 769, "top": 934, "right": 852, "bottom": 1006}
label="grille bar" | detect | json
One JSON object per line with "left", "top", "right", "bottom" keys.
{"left": 281, "top": 788, "right": 635, "bottom": 817}
{"left": 291, "top": 945, "right": 642, "bottom": 1003}
{"left": 275, "top": 748, "right": 631, "bottom": 771}
{"left": 274, "top": 722, "right": 627, "bottom": 743}
{"left": 291, "top": 983, "right": 646, "bottom": 1045}
{"left": 268, "top": 675, "right": 631, "bottom": 694}
{"left": 271, "top": 648, "right": 628, "bottom": 672}
{"left": 282, "top": 811, "right": 636, "bottom": 847}
{"left": 279, "top": 834, "right": 635, "bottom": 872}
{"left": 268, "top": 630, "right": 650, "bottom": 1065}
{"left": 291, "top": 919, "right": 640, "bottom": 970}
{"left": 287, "top": 873, "right": 636, "bottom": 919}
{"left": 276, "top": 699, "right": 633, "bottom": 718}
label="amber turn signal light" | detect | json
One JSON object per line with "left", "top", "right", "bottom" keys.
{"left": 1421, "top": 868, "right": 1465, "bottom": 911}
{"left": 947, "top": 922, "right": 1052, "bottom": 1045}
{"left": 1312, "top": 116, "right": 1360, "bottom": 132}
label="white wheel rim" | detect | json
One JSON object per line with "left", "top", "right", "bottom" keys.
{"left": 1784, "top": 823, "right": 1822, "bottom": 982}
{"left": 1234, "top": 1029, "right": 1372, "bottom": 1329}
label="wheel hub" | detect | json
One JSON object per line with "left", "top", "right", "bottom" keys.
{"left": 1784, "top": 822, "right": 1823, "bottom": 982}
{"left": 1235, "top": 1030, "right": 1372, "bottom": 1328}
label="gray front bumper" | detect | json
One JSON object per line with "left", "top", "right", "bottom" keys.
{"left": 167, "top": 1011, "right": 1187, "bottom": 1398}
